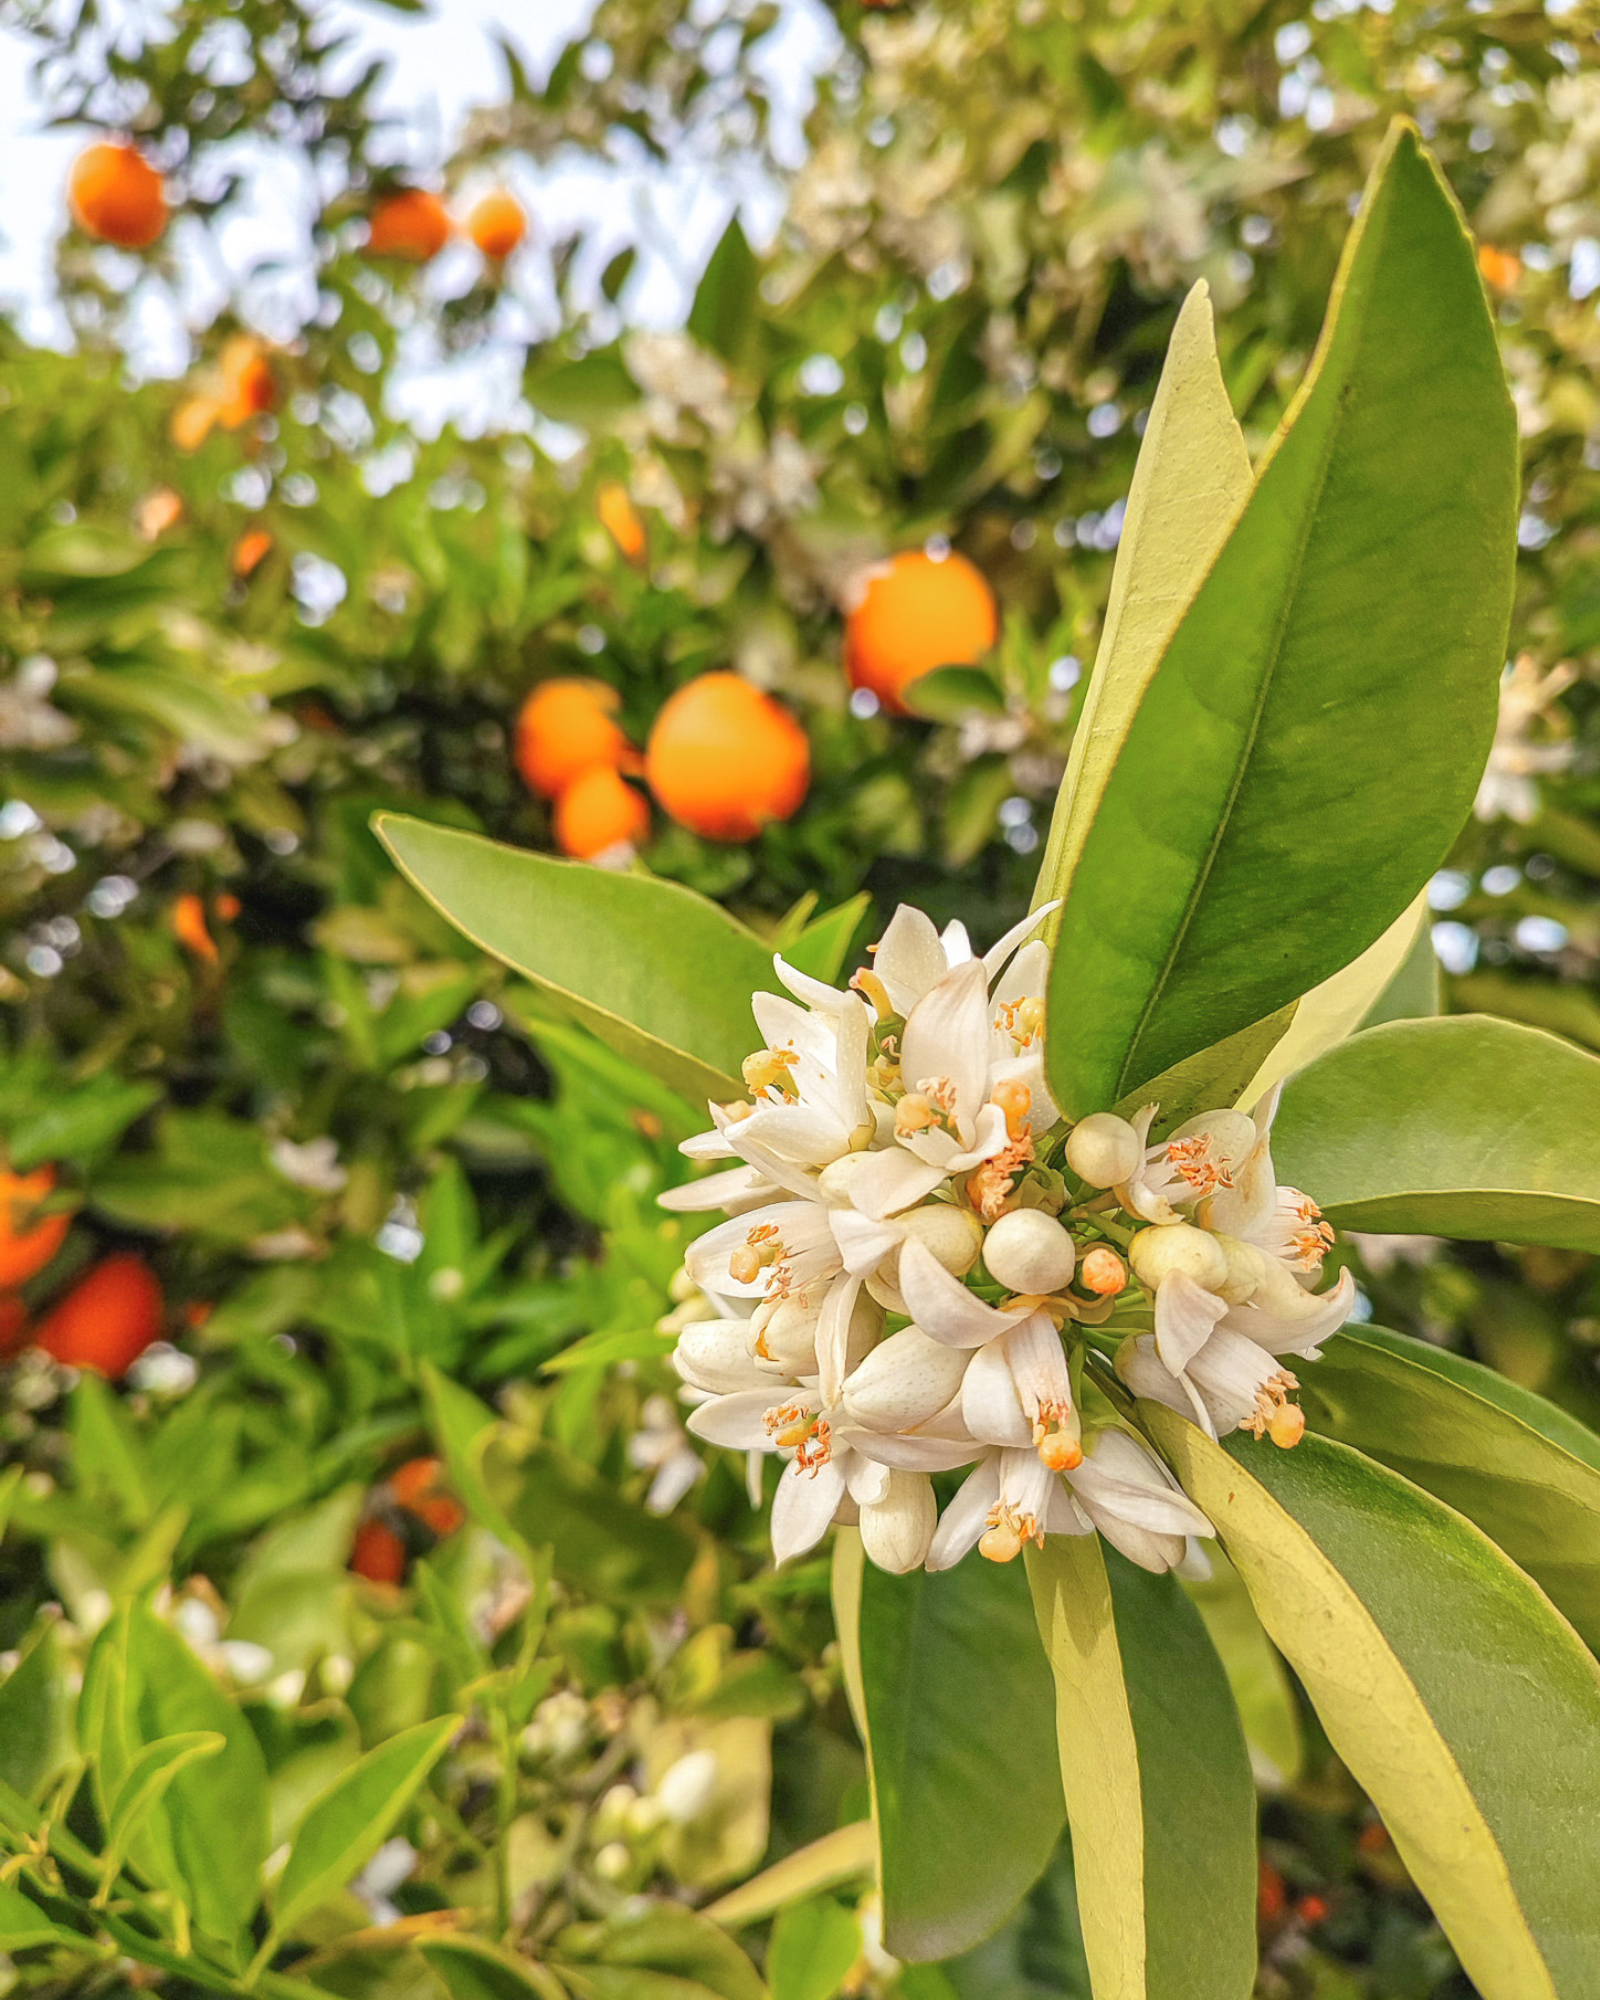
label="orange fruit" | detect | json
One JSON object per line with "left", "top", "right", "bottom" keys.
{"left": 171, "top": 394, "right": 221, "bottom": 451}
{"left": 35, "top": 1254, "right": 163, "bottom": 1377}
{"left": 0, "top": 1167, "right": 70, "bottom": 1288}
{"left": 367, "top": 188, "right": 452, "bottom": 263}
{"left": 645, "top": 673, "right": 810, "bottom": 842}
{"left": 171, "top": 892, "right": 218, "bottom": 964}
{"left": 467, "top": 189, "right": 526, "bottom": 260}
{"left": 513, "top": 678, "right": 632, "bottom": 798}
{"left": 68, "top": 142, "right": 168, "bottom": 249}
{"left": 554, "top": 765, "right": 650, "bottom": 858}
{"left": 390, "top": 1456, "right": 467, "bottom": 1537}
{"left": 844, "top": 549, "right": 997, "bottom": 712}
{"left": 232, "top": 528, "right": 274, "bottom": 578}
{"left": 1477, "top": 244, "right": 1521, "bottom": 294}
{"left": 0, "top": 1296, "right": 28, "bottom": 1358}
{"left": 216, "top": 336, "right": 275, "bottom": 427}
{"left": 597, "top": 481, "right": 647, "bottom": 563}
{"left": 350, "top": 1518, "right": 407, "bottom": 1585}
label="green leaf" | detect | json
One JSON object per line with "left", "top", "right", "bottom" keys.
{"left": 766, "top": 1898, "right": 862, "bottom": 2000}
{"left": 782, "top": 894, "right": 872, "bottom": 986}
{"left": 901, "top": 666, "right": 1007, "bottom": 722}
{"left": 100, "top": 1731, "right": 225, "bottom": 1893}
{"left": 1114, "top": 1005, "right": 1295, "bottom": 1139}
{"left": 0, "top": 1621, "right": 76, "bottom": 1802}
{"left": 1184, "top": 1555, "right": 1303, "bottom": 1786}
{"left": 525, "top": 350, "right": 639, "bottom": 427}
{"left": 558, "top": 1906, "right": 766, "bottom": 2000}
{"left": 274, "top": 1715, "right": 458, "bottom": 1937}
{"left": 1149, "top": 1409, "right": 1600, "bottom": 2000}
{"left": 1033, "top": 279, "right": 1252, "bottom": 927}
{"left": 1045, "top": 124, "right": 1517, "bottom": 1112}
{"left": 417, "top": 1935, "right": 569, "bottom": 2000}
{"left": 5, "top": 1076, "right": 160, "bottom": 1172}
{"left": 909, "top": 1834, "right": 1090, "bottom": 2000}
{"left": 850, "top": 1537, "right": 1064, "bottom": 1961}
{"left": 702, "top": 1823, "right": 875, "bottom": 1931}
{"left": 687, "top": 217, "right": 761, "bottom": 370}
{"left": 1274, "top": 1015, "right": 1600, "bottom": 1249}
{"left": 1301, "top": 1324, "right": 1600, "bottom": 1653}
{"left": 0, "top": 1879, "right": 89, "bottom": 1953}
{"left": 374, "top": 814, "right": 778, "bottom": 1107}
{"left": 419, "top": 1362, "right": 535, "bottom": 1568}
{"left": 1026, "top": 1537, "right": 1256, "bottom": 2000}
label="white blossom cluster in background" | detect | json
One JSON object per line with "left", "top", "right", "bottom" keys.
{"left": 659, "top": 904, "right": 1354, "bottom": 1576}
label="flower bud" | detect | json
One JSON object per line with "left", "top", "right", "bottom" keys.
{"left": 859, "top": 1470, "right": 937, "bottom": 1573}
{"left": 818, "top": 1153, "right": 873, "bottom": 1207}
{"left": 749, "top": 1295, "right": 821, "bottom": 1374}
{"left": 843, "top": 1289, "right": 885, "bottom": 1374}
{"left": 675, "top": 1321, "right": 765, "bottom": 1392}
{"left": 1128, "top": 1221, "right": 1228, "bottom": 1294}
{"left": 842, "top": 1328, "right": 968, "bottom": 1429}
{"left": 1079, "top": 1245, "right": 1127, "bottom": 1296}
{"left": 656, "top": 1749, "right": 719, "bottom": 1825}
{"left": 899, "top": 1202, "right": 984, "bottom": 1278}
{"left": 1065, "top": 1112, "right": 1143, "bottom": 1188}
{"left": 983, "top": 1208, "right": 1076, "bottom": 1295}
{"left": 1212, "top": 1233, "right": 1268, "bottom": 1307}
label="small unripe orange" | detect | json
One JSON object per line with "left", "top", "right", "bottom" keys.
{"left": 0, "top": 1167, "right": 69, "bottom": 1289}
{"left": 367, "top": 188, "right": 452, "bottom": 263}
{"left": 35, "top": 1254, "right": 163, "bottom": 1378}
{"left": 844, "top": 549, "right": 997, "bottom": 713}
{"left": 467, "top": 189, "right": 526, "bottom": 260}
{"left": 69, "top": 142, "right": 168, "bottom": 249}
{"left": 554, "top": 765, "right": 650, "bottom": 858}
{"left": 513, "top": 678, "right": 632, "bottom": 798}
{"left": 645, "top": 673, "right": 810, "bottom": 842}
{"left": 597, "top": 481, "right": 647, "bottom": 563}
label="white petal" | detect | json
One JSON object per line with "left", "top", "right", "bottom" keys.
{"left": 1114, "top": 1336, "right": 1193, "bottom": 1421}
{"left": 991, "top": 936, "right": 1050, "bottom": 1009}
{"left": 1222, "top": 1266, "right": 1354, "bottom": 1356}
{"left": 830, "top": 996, "right": 871, "bottom": 1135}
{"left": 815, "top": 1274, "right": 863, "bottom": 1408}
{"left": 900, "top": 1237, "right": 1027, "bottom": 1350}
{"left": 848, "top": 1148, "right": 948, "bottom": 1220}
{"left": 734, "top": 1101, "right": 848, "bottom": 1169}
{"left": 939, "top": 918, "right": 973, "bottom": 965}
{"left": 681, "top": 1126, "right": 738, "bottom": 1161}
{"left": 658, "top": 1165, "right": 776, "bottom": 1213}
{"left": 829, "top": 1206, "right": 905, "bottom": 1277}
{"left": 775, "top": 954, "right": 851, "bottom": 1015}
{"left": 686, "top": 1389, "right": 785, "bottom": 1450}
{"left": 845, "top": 1453, "right": 892, "bottom": 1508}
{"left": 983, "top": 903, "right": 1058, "bottom": 981}
{"left": 1154, "top": 1269, "right": 1229, "bottom": 1375}
{"left": 839, "top": 1426, "right": 982, "bottom": 1473}
{"left": 673, "top": 1322, "right": 770, "bottom": 1394}
{"left": 960, "top": 1337, "right": 1032, "bottom": 1447}
{"left": 900, "top": 960, "right": 991, "bottom": 1136}
{"left": 874, "top": 905, "right": 951, "bottom": 1017}
{"left": 842, "top": 1328, "right": 969, "bottom": 1430}
{"left": 926, "top": 1456, "right": 1002, "bottom": 1570}
{"left": 771, "top": 1457, "right": 848, "bottom": 1564}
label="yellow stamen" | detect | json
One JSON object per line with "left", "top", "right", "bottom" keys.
{"left": 742, "top": 1046, "right": 799, "bottom": 1098}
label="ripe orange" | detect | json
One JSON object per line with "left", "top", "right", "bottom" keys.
{"left": 350, "top": 1518, "right": 407, "bottom": 1585}
{"left": 597, "top": 481, "right": 647, "bottom": 563}
{"left": 232, "top": 528, "right": 273, "bottom": 578}
{"left": 1477, "top": 244, "right": 1521, "bottom": 294}
{"left": 367, "top": 188, "right": 452, "bottom": 263}
{"left": 645, "top": 672, "right": 810, "bottom": 842}
{"left": 171, "top": 394, "right": 222, "bottom": 452}
{"left": 35, "top": 1254, "right": 164, "bottom": 1377}
{"left": 0, "top": 1296, "right": 27, "bottom": 1358}
{"left": 554, "top": 765, "right": 650, "bottom": 858}
{"left": 844, "top": 549, "right": 998, "bottom": 712}
{"left": 68, "top": 142, "right": 168, "bottom": 249}
{"left": 171, "top": 892, "right": 218, "bottom": 964}
{"left": 0, "top": 1167, "right": 70, "bottom": 1288}
{"left": 513, "top": 678, "right": 632, "bottom": 799}
{"left": 467, "top": 189, "right": 526, "bottom": 260}
{"left": 390, "top": 1456, "right": 467, "bottom": 1538}
{"left": 216, "top": 335, "right": 275, "bottom": 428}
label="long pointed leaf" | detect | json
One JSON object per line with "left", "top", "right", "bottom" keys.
{"left": 1148, "top": 1410, "right": 1600, "bottom": 2000}
{"left": 1027, "top": 1537, "right": 1256, "bottom": 2000}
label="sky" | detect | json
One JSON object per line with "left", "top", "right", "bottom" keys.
{"left": 0, "top": 0, "right": 836, "bottom": 425}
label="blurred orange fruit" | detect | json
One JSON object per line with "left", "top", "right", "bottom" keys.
{"left": 216, "top": 336, "right": 275, "bottom": 427}
{"left": 1477, "top": 243, "right": 1521, "bottom": 294}
{"left": 390, "top": 1456, "right": 467, "bottom": 1537}
{"left": 597, "top": 481, "right": 647, "bottom": 563}
{"left": 468, "top": 189, "right": 526, "bottom": 260}
{"left": 0, "top": 1295, "right": 28, "bottom": 1358}
{"left": 135, "top": 487, "right": 184, "bottom": 540}
{"left": 350, "top": 1518, "right": 407, "bottom": 1585}
{"left": 513, "top": 678, "right": 632, "bottom": 798}
{"left": 555, "top": 765, "right": 650, "bottom": 858}
{"left": 367, "top": 188, "right": 452, "bottom": 262}
{"left": 0, "top": 1167, "right": 70, "bottom": 1289}
{"left": 844, "top": 549, "right": 997, "bottom": 712}
{"left": 645, "top": 672, "right": 810, "bottom": 842}
{"left": 35, "top": 1254, "right": 164, "bottom": 1377}
{"left": 172, "top": 892, "right": 218, "bottom": 964}
{"left": 171, "top": 395, "right": 221, "bottom": 452}
{"left": 232, "top": 528, "right": 274, "bottom": 577}
{"left": 69, "top": 142, "right": 168, "bottom": 249}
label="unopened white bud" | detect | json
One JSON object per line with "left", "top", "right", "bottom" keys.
{"left": 818, "top": 1153, "right": 874, "bottom": 1207}
{"left": 675, "top": 1321, "right": 764, "bottom": 1392}
{"left": 1128, "top": 1221, "right": 1228, "bottom": 1293}
{"left": 656, "top": 1750, "right": 719, "bottom": 1825}
{"left": 859, "top": 1471, "right": 937, "bottom": 1574}
{"left": 982, "top": 1208, "right": 1076, "bottom": 1295}
{"left": 1212, "top": 1233, "right": 1268, "bottom": 1306}
{"left": 1065, "top": 1112, "right": 1143, "bottom": 1188}
{"left": 750, "top": 1294, "right": 822, "bottom": 1373}
{"left": 842, "top": 1328, "right": 968, "bottom": 1429}
{"left": 843, "top": 1289, "right": 884, "bottom": 1374}
{"left": 899, "top": 1202, "right": 984, "bottom": 1278}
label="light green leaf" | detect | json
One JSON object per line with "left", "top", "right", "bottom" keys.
{"left": 1026, "top": 1537, "right": 1256, "bottom": 2000}
{"left": 1114, "top": 1005, "right": 1294, "bottom": 1139}
{"left": 100, "top": 1731, "right": 225, "bottom": 1894}
{"left": 1274, "top": 1015, "right": 1600, "bottom": 1249}
{"left": 0, "top": 1879, "right": 89, "bottom": 1953}
{"left": 1033, "top": 280, "right": 1253, "bottom": 925}
{"left": 0, "top": 1621, "right": 76, "bottom": 1802}
{"left": 558, "top": 1905, "right": 766, "bottom": 2000}
{"left": 1301, "top": 1324, "right": 1600, "bottom": 1653}
{"left": 1149, "top": 1409, "right": 1600, "bottom": 2000}
{"left": 1184, "top": 1555, "right": 1303, "bottom": 1787}
{"left": 525, "top": 350, "right": 639, "bottom": 427}
{"left": 702, "top": 1823, "right": 875, "bottom": 1931}
{"left": 5, "top": 1076, "right": 161, "bottom": 1172}
{"left": 852, "top": 1538, "right": 1063, "bottom": 1960}
{"left": 375, "top": 814, "right": 777, "bottom": 1107}
{"left": 687, "top": 216, "right": 761, "bottom": 370}
{"left": 782, "top": 893, "right": 872, "bottom": 986}
{"left": 274, "top": 1715, "right": 458, "bottom": 1937}
{"left": 1045, "top": 124, "right": 1517, "bottom": 1111}
{"left": 418, "top": 1935, "right": 570, "bottom": 2000}
{"left": 902, "top": 666, "right": 1007, "bottom": 722}
{"left": 766, "top": 1897, "right": 862, "bottom": 2000}
{"left": 419, "top": 1362, "right": 534, "bottom": 1568}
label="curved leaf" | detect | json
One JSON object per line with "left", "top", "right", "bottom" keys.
{"left": 702, "top": 1823, "right": 875, "bottom": 1930}
{"left": 1046, "top": 124, "right": 1517, "bottom": 1112}
{"left": 1026, "top": 1537, "right": 1256, "bottom": 2000}
{"left": 852, "top": 1542, "right": 1064, "bottom": 1961}
{"left": 1274, "top": 1015, "right": 1600, "bottom": 1250}
{"left": 375, "top": 814, "right": 777, "bottom": 1108}
{"left": 1149, "top": 1410, "right": 1600, "bottom": 2000}
{"left": 101, "top": 1731, "right": 225, "bottom": 1892}
{"left": 1301, "top": 1324, "right": 1600, "bottom": 1652}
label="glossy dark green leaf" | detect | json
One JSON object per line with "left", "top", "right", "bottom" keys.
{"left": 1301, "top": 1324, "right": 1600, "bottom": 1652}
{"left": 1151, "top": 1411, "right": 1600, "bottom": 2000}
{"left": 850, "top": 1540, "right": 1063, "bottom": 1961}
{"left": 1027, "top": 1538, "right": 1256, "bottom": 2000}
{"left": 1046, "top": 125, "right": 1517, "bottom": 1112}
{"left": 1274, "top": 1015, "right": 1600, "bottom": 1249}
{"left": 900, "top": 1835, "right": 1090, "bottom": 2000}
{"left": 375, "top": 814, "right": 778, "bottom": 1107}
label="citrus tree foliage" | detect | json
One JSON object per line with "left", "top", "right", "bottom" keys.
{"left": 2, "top": 4, "right": 1600, "bottom": 2000}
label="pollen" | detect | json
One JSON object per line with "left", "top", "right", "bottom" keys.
{"left": 978, "top": 1523, "right": 1024, "bottom": 1563}
{"left": 1037, "top": 1428, "right": 1083, "bottom": 1473}
{"left": 743, "top": 1046, "right": 799, "bottom": 1099}
{"left": 730, "top": 1223, "right": 783, "bottom": 1285}
{"left": 996, "top": 996, "right": 1045, "bottom": 1048}
{"left": 1268, "top": 1402, "right": 1306, "bottom": 1449}
{"left": 1079, "top": 1245, "right": 1127, "bottom": 1296}
{"left": 895, "top": 1092, "right": 936, "bottom": 1135}
{"left": 1244, "top": 1368, "right": 1304, "bottom": 1447}
{"left": 1165, "top": 1135, "right": 1232, "bottom": 1197}
{"left": 969, "top": 1131, "right": 1035, "bottom": 1222}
